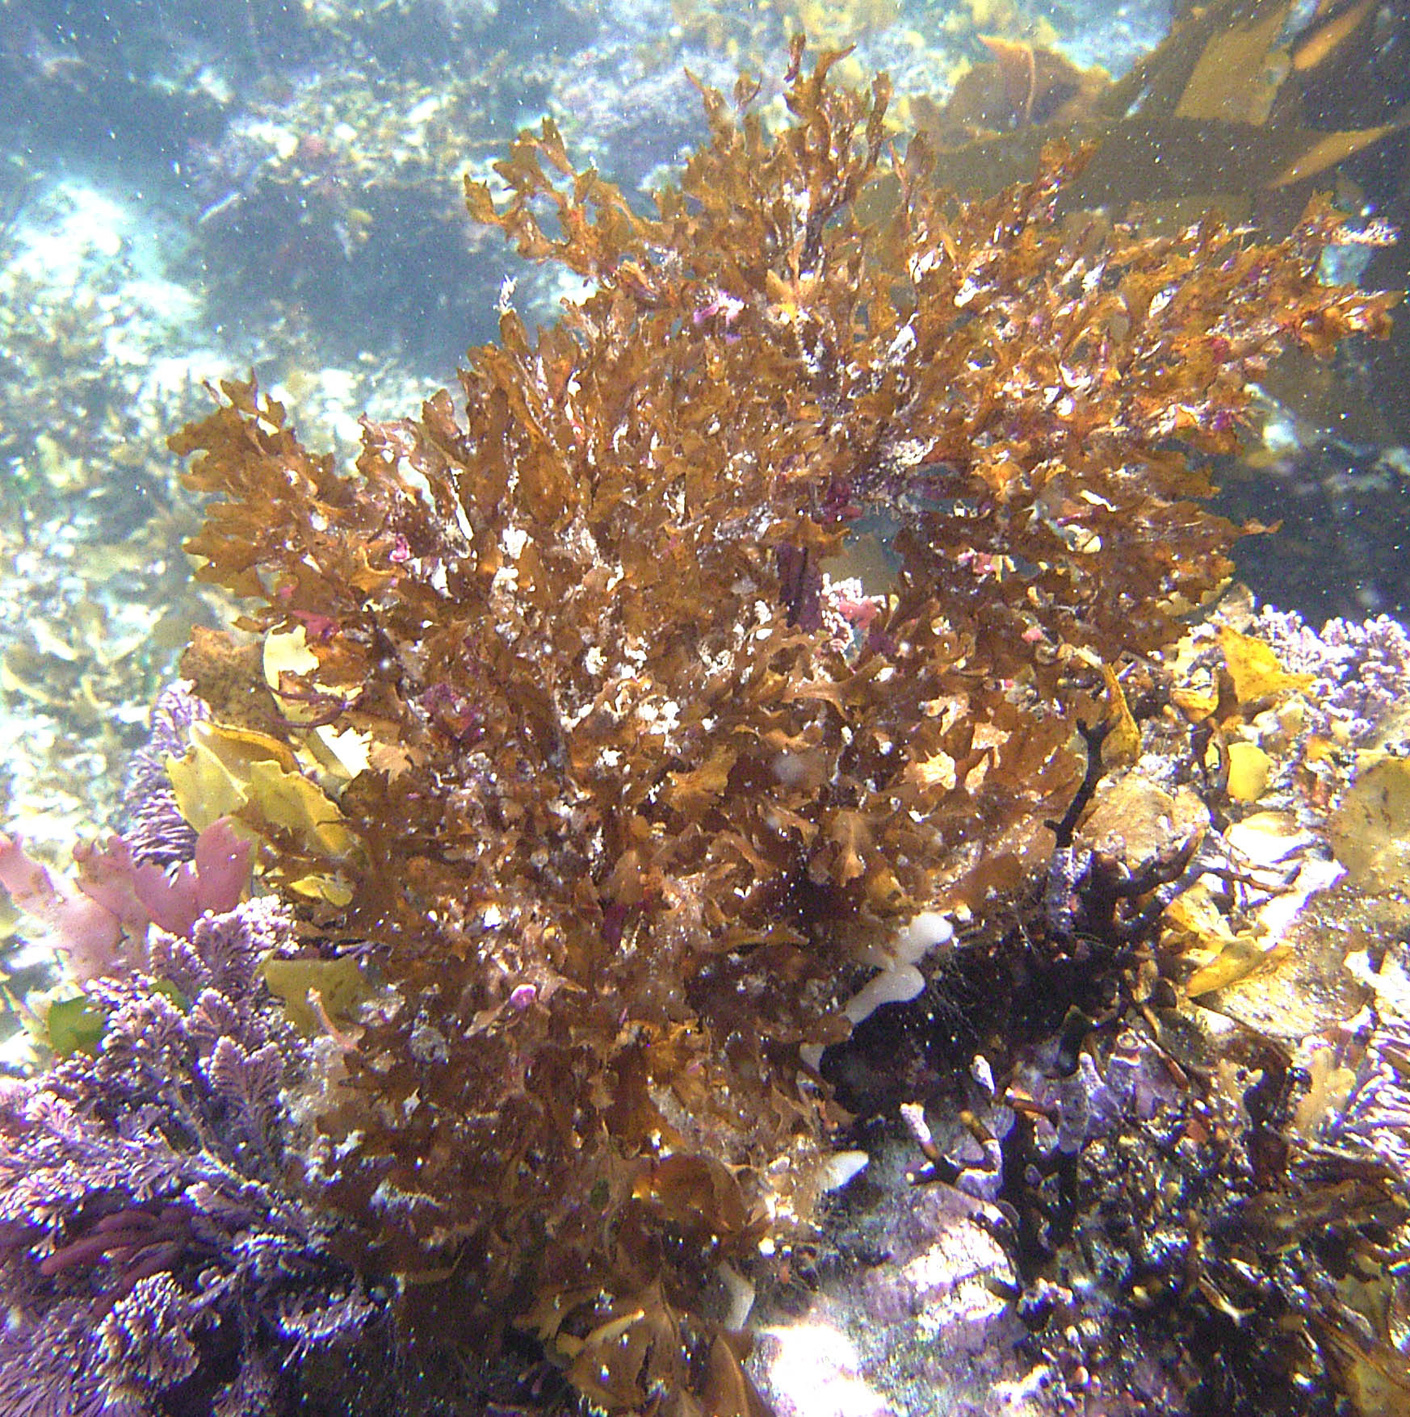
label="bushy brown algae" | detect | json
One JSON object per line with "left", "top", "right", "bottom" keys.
{"left": 166, "top": 41, "right": 1395, "bottom": 1415}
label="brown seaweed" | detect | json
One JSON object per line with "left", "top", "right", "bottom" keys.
{"left": 167, "top": 40, "right": 1395, "bottom": 1414}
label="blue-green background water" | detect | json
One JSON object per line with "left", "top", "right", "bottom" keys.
{"left": 0, "top": 0, "right": 1406, "bottom": 844}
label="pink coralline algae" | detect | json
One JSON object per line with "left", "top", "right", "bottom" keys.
{"left": 751, "top": 1139, "right": 1024, "bottom": 1417}
{"left": 0, "top": 816, "right": 250, "bottom": 982}
{"left": 1324, "top": 1012, "right": 1410, "bottom": 1176}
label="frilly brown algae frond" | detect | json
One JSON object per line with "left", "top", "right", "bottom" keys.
{"left": 170, "top": 45, "right": 1395, "bottom": 1416}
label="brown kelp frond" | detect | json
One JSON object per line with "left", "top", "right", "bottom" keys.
{"left": 912, "top": 0, "right": 1409, "bottom": 207}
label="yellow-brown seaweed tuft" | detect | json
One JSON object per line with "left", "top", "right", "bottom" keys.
{"left": 169, "top": 40, "right": 1396, "bottom": 1413}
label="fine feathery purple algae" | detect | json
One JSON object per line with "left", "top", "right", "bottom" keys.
{"left": 116, "top": 682, "right": 209, "bottom": 868}
{"left": 0, "top": 897, "right": 388, "bottom": 1417}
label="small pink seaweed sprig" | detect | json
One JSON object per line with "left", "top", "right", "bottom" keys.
{"left": 0, "top": 817, "right": 250, "bottom": 981}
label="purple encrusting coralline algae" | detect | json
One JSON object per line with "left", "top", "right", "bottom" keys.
{"left": 1006, "top": 1028, "right": 1182, "bottom": 1159}
{"left": 753, "top": 1025, "right": 1197, "bottom": 1415}
{"left": 0, "top": 896, "right": 386, "bottom": 1417}
{"left": 1255, "top": 608, "right": 1410, "bottom": 748}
